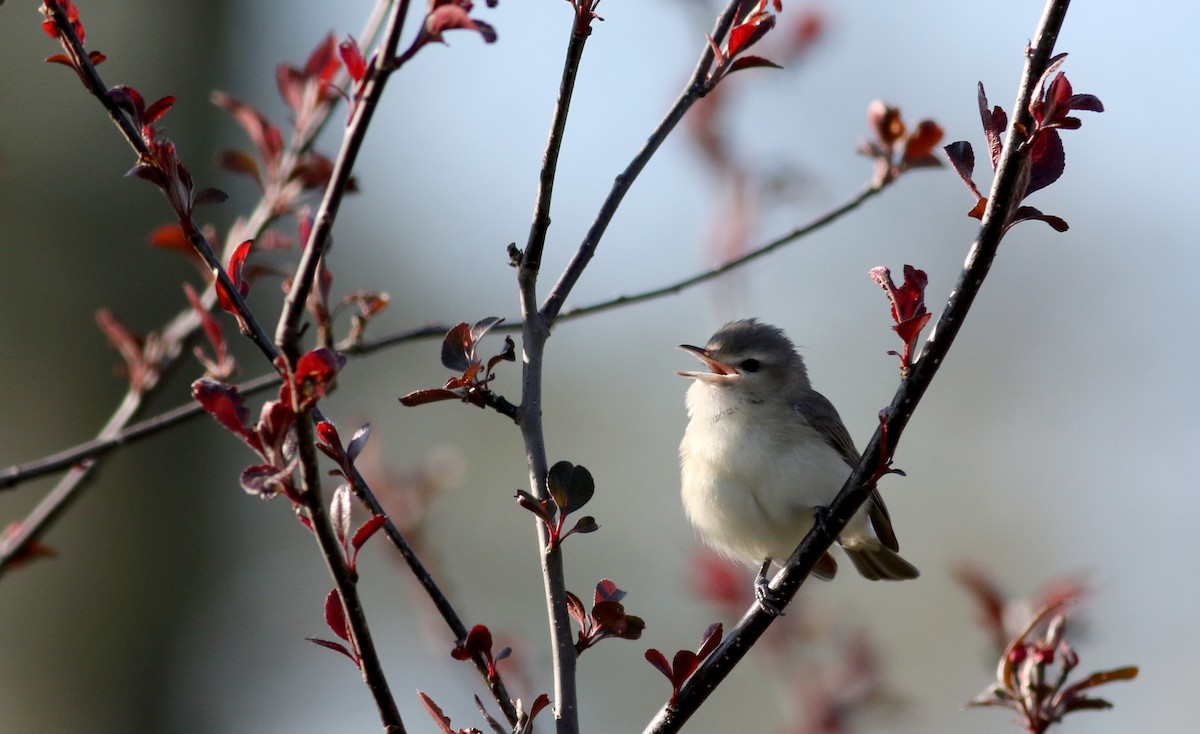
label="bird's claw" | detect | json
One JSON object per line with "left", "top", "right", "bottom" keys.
{"left": 813, "top": 505, "right": 833, "bottom": 537}
{"left": 754, "top": 560, "right": 785, "bottom": 617}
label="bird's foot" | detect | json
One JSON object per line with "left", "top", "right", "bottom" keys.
{"left": 754, "top": 559, "right": 785, "bottom": 617}
{"left": 813, "top": 505, "right": 834, "bottom": 537}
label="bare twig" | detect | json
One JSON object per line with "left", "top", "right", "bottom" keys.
{"left": 515, "top": 9, "right": 597, "bottom": 733}
{"left": 3, "top": 166, "right": 897, "bottom": 497}
{"left": 540, "top": 0, "right": 746, "bottom": 324}
{"left": 643, "top": 1, "right": 1075, "bottom": 731}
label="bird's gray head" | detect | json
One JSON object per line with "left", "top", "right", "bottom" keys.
{"left": 677, "top": 319, "right": 811, "bottom": 395}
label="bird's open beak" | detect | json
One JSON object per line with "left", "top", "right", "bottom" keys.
{"left": 676, "top": 344, "right": 738, "bottom": 385}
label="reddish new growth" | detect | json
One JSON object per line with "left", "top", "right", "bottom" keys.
{"left": 192, "top": 347, "right": 344, "bottom": 501}
{"left": 869, "top": 264, "right": 930, "bottom": 376}
{"left": 417, "top": 0, "right": 499, "bottom": 50}
{"left": 944, "top": 53, "right": 1103, "bottom": 231}
{"left": 419, "top": 689, "right": 550, "bottom": 734}
{"left": 307, "top": 588, "right": 361, "bottom": 668}
{"left": 399, "top": 318, "right": 517, "bottom": 417}
{"left": 450, "top": 624, "right": 511, "bottom": 682}
{"left": 968, "top": 600, "right": 1138, "bottom": 733}
{"left": 861, "top": 101, "right": 944, "bottom": 187}
{"left": 515, "top": 460, "right": 599, "bottom": 549}
{"left": 567, "top": 579, "right": 645, "bottom": 655}
{"left": 706, "top": 0, "right": 785, "bottom": 87}
{"left": 645, "top": 622, "right": 723, "bottom": 707}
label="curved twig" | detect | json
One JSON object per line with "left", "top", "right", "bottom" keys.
{"left": 643, "top": 1, "right": 1074, "bottom": 731}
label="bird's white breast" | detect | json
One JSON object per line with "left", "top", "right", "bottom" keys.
{"left": 680, "top": 381, "right": 854, "bottom": 564}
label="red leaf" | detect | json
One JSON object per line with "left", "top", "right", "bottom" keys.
{"left": 211, "top": 92, "right": 283, "bottom": 167}
{"left": 305, "top": 637, "right": 357, "bottom": 664}
{"left": 339, "top": 35, "right": 367, "bottom": 82}
{"left": 671, "top": 649, "right": 700, "bottom": 684}
{"left": 977, "top": 83, "right": 1007, "bottom": 171}
{"left": 418, "top": 692, "right": 459, "bottom": 734}
{"left": 143, "top": 96, "right": 175, "bottom": 125}
{"left": 351, "top": 515, "right": 387, "bottom": 551}
{"left": 1026, "top": 128, "right": 1065, "bottom": 196}
{"left": 184, "top": 282, "right": 232, "bottom": 378}
{"left": 303, "top": 33, "right": 341, "bottom": 84}
{"left": 426, "top": 6, "right": 498, "bottom": 44}
{"left": 324, "top": 588, "right": 351, "bottom": 641}
{"left": 644, "top": 649, "right": 673, "bottom": 680}
{"left": 697, "top": 622, "right": 723, "bottom": 660}
{"left": 399, "top": 388, "right": 461, "bottom": 406}
{"left": 191, "top": 378, "right": 252, "bottom": 441}
{"left": 903, "top": 120, "right": 944, "bottom": 163}
{"left": 215, "top": 240, "right": 252, "bottom": 317}
{"left": 594, "top": 579, "right": 625, "bottom": 604}
{"left": 727, "top": 55, "right": 783, "bottom": 75}
{"left": 217, "top": 150, "right": 263, "bottom": 189}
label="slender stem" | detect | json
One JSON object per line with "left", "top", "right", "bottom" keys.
{"left": 643, "top": 0, "right": 1074, "bottom": 729}
{"left": 516, "top": 12, "right": 595, "bottom": 733}
{"left": 539, "top": 0, "right": 745, "bottom": 323}
{"left": 275, "top": 1, "right": 409, "bottom": 352}
{"left": 3, "top": 173, "right": 895, "bottom": 497}
{"left": 293, "top": 417, "right": 406, "bottom": 733}
{"left": 555, "top": 180, "right": 887, "bottom": 321}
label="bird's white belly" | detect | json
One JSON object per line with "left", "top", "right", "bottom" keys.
{"left": 679, "top": 408, "right": 852, "bottom": 564}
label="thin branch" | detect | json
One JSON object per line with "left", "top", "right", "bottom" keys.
{"left": 3, "top": 175, "right": 894, "bottom": 493}
{"left": 274, "top": 0, "right": 411, "bottom": 355}
{"left": 293, "top": 417, "right": 406, "bottom": 733}
{"left": 555, "top": 180, "right": 887, "bottom": 321}
{"left": 515, "top": 9, "right": 596, "bottom": 733}
{"left": 539, "top": 0, "right": 745, "bottom": 324}
{"left": 643, "top": 1, "right": 1074, "bottom": 730}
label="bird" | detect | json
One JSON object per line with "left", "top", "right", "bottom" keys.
{"left": 678, "top": 319, "right": 918, "bottom": 612}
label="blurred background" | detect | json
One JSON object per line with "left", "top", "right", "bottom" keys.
{"left": 1, "top": 0, "right": 1196, "bottom": 732}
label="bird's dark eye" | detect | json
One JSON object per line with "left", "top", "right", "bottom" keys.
{"left": 740, "top": 358, "right": 760, "bottom": 373}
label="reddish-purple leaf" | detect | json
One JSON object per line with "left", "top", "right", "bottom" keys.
{"left": 594, "top": 579, "right": 625, "bottom": 604}
{"left": 192, "top": 378, "right": 252, "bottom": 441}
{"left": 644, "top": 649, "right": 673, "bottom": 680}
{"left": 565, "top": 591, "right": 587, "bottom": 626}
{"left": 324, "top": 588, "right": 350, "bottom": 641}
{"left": 418, "top": 691, "right": 459, "bottom": 734}
{"left": 1026, "top": 128, "right": 1065, "bottom": 196}
{"left": 211, "top": 92, "right": 283, "bottom": 166}
{"left": 697, "top": 622, "right": 723, "bottom": 660}
{"left": 239, "top": 463, "right": 292, "bottom": 498}
{"left": 672, "top": 649, "right": 700, "bottom": 684}
{"left": 143, "top": 95, "right": 175, "bottom": 125}
{"left": 1011, "top": 206, "right": 1069, "bottom": 232}
{"left": 399, "top": 388, "right": 461, "bottom": 406}
{"left": 441, "top": 322, "right": 474, "bottom": 371}
{"left": 426, "top": 6, "right": 498, "bottom": 44}
{"left": 727, "top": 55, "right": 783, "bottom": 75}
{"left": 193, "top": 187, "right": 228, "bottom": 207}
{"left": 977, "top": 83, "right": 1006, "bottom": 170}
{"left": 305, "top": 637, "right": 357, "bottom": 664}
{"left": 943, "top": 141, "right": 980, "bottom": 198}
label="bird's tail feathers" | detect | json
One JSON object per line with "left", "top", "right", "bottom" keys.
{"left": 844, "top": 545, "right": 919, "bottom": 581}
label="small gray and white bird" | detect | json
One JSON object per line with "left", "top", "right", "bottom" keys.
{"left": 678, "top": 319, "right": 918, "bottom": 607}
